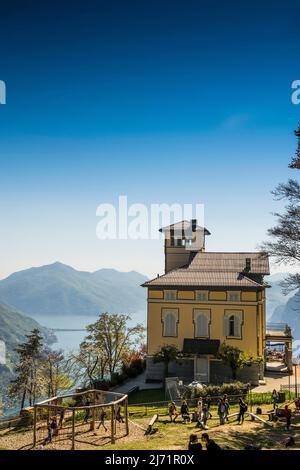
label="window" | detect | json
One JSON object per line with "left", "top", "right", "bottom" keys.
{"left": 175, "top": 238, "right": 186, "bottom": 247}
{"left": 164, "top": 290, "right": 177, "bottom": 301}
{"left": 194, "top": 310, "right": 210, "bottom": 338}
{"left": 196, "top": 291, "right": 209, "bottom": 301}
{"left": 228, "top": 291, "right": 240, "bottom": 302}
{"left": 162, "top": 309, "right": 178, "bottom": 337}
{"left": 224, "top": 312, "right": 242, "bottom": 338}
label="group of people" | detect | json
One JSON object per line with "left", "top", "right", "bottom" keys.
{"left": 168, "top": 398, "right": 211, "bottom": 428}
{"left": 168, "top": 395, "right": 248, "bottom": 427}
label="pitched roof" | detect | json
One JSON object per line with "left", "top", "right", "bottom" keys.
{"left": 142, "top": 251, "right": 269, "bottom": 288}
{"left": 188, "top": 252, "right": 269, "bottom": 274}
{"left": 143, "top": 270, "right": 266, "bottom": 287}
{"left": 159, "top": 220, "right": 211, "bottom": 235}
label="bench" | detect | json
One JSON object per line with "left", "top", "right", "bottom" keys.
{"left": 145, "top": 414, "right": 158, "bottom": 435}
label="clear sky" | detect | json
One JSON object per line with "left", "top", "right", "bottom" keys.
{"left": 0, "top": 0, "right": 300, "bottom": 279}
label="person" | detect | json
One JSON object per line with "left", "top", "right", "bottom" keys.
{"left": 237, "top": 398, "right": 247, "bottom": 424}
{"left": 201, "top": 401, "right": 209, "bottom": 428}
{"left": 97, "top": 408, "right": 107, "bottom": 431}
{"left": 218, "top": 398, "right": 226, "bottom": 425}
{"left": 180, "top": 400, "right": 190, "bottom": 423}
{"left": 188, "top": 434, "right": 202, "bottom": 453}
{"left": 294, "top": 397, "right": 300, "bottom": 410}
{"left": 168, "top": 402, "right": 178, "bottom": 422}
{"left": 50, "top": 416, "right": 58, "bottom": 437}
{"left": 223, "top": 395, "right": 230, "bottom": 422}
{"left": 115, "top": 405, "right": 124, "bottom": 424}
{"left": 286, "top": 436, "right": 295, "bottom": 447}
{"left": 201, "top": 432, "right": 222, "bottom": 451}
{"left": 206, "top": 396, "right": 212, "bottom": 418}
{"left": 83, "top": 399, "right": 91, "bottom": 423}
{"left": 44, "top": 421, "right": 52, "bottom": 444}
{"left": 58, "top": 408, "right": 65, "bottom": 429}
{"left": 271, "top": 389, "right": 278, "bottom": 410}
{"left": 284, "top": 405, "right": 292, "bottom": 431}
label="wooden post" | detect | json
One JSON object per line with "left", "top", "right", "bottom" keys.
{"left": 33, "top": 405, "right": 37, "bottom": 447}
{"left": 71, "top": 409, "right": 75, "bottom": 450}
{"left": 111, "top": 404, "right": 115, "bottom": 444}
{"left": 125, "top": 398, "right": 129, "bottom": 436}
{"left": 90, "top": 391, "right": 96, "bottom": 431}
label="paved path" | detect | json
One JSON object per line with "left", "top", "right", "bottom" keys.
{"left": 112, "top": 371, "right": 162, "bottom": 394}
{"left": 252, "top": 365, "right": 300, "bottom": 393}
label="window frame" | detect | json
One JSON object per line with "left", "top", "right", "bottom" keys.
{"left": 227, "top": 291, "right": 241, "bottom": 302}
{"left": 195, "top": 290, "right": 209, "bottom": 302}
{"left": 224, "top": 310, "right": 243, "bottom": 339}
{"left": 164, "top": 290, "right": 177, "bottom": 301}
{"left": 161, "top": 308, "right": 179, "bottom": 337}
{"left": 193, "top": 309, "right": 211, "bottom": 339}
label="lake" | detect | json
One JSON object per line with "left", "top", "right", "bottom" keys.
{"left": 30, "top": 311, "right": 146, "bottom": 354}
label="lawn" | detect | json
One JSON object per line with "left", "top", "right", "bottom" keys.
{"left": 103, "top": 411, "right": 300, "bottom": 451}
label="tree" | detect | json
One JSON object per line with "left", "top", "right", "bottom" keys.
{"left": 261, "top": 125, "right": 300, "bottom": 293}
{"left": 67, "top": 341, "right": 109, "bottom": 388}
{"left": 217, "top": 343, "right": 262, "bottom": 380}
{"left": 69, "top": 313, "right": 145, "bottom": 384}
{"left": 152, "top": 344, "right": 181, "bottom": 383}
{"left": 289, "top": 124, "right": 300, "bottom": 169}
{"left": 43, "top": 349, "right": 73, "bottom": 396}
{"left": 9, "top": 329, "right": 44, "bottom": 409}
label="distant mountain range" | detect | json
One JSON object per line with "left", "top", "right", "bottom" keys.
{"left": 0, "top": 301, "right": 55, "bottom": 413}
{"left": 0, "top": 262, "right": 148, "bottom": 317}
{"left": 266, "top": 273, "right": 300, "bottom": 340}
{"left": 265, "top": 273, "right": 295, "bottom": 320}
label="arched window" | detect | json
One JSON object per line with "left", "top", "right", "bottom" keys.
{"left": 162, "top": 309, "right": 178, "bottom": 337}
{"left": 224, "top": 312, "right": 242, "bottom": 338}
{"left": 195, "top": 314, "right": 209, "bottom": 337}
{"left": 193, "top": 310, "right": 210, "bottom": 338}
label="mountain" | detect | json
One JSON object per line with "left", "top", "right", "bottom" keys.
{"left": 270, "top": 290, "right": 300, "bottom": 340}
{"left": 265, "top": 273, "right": 295, "bottom": 320}
{"left": 0, "top": 263, "right": 148, "bottom": 317}
{"left": 0, "top": 301, "right": 55, "bottom": 371}
{"left": 0, "top": 301, "right": 55, "bottom": 415}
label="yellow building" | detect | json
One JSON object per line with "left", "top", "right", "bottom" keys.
{"left": 142, "top": 220, "right": 270, "bottom": 385}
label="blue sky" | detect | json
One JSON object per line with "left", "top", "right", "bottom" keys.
{"left": 0, "top": 0, "right": 300, "bottom": 279}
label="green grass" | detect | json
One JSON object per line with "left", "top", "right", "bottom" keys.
{"left": 128, "top": 389, "right": 165, "bottom": 405}
{"left": 103, "top": 411, "right": 300, "bottom": 451}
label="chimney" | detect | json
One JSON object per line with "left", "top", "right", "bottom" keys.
{"left": 245, "top": 258, "right": 251, "bottom": 271}
{"left": 191, "top": 219, "right": 197, "bottom": 232}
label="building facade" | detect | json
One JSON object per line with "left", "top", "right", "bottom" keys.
{"left": 143, "top": 220, "right": 270, "bottom": 385}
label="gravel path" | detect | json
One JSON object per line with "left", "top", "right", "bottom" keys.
{"left": 0, "top": 420, "right": 146, "bottom": 450}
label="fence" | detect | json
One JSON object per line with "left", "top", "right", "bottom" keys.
{"left": 280, "top": 383, "right": 300, "bottom": 398}
{"left": 33, "top": 389, "right": 129, "bottom": 449}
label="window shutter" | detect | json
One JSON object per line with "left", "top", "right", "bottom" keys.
{"left": 223, "top": 315, "right": 229, "bottom": 336}
{"left": 234, "top": 315, "right": 242, "bottom": 337}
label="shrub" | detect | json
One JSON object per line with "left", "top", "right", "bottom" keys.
{"left": 192, "top": 381, "right": 249, "bottom": 399}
